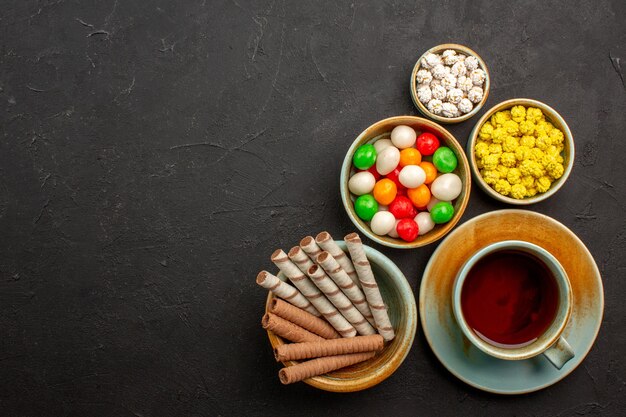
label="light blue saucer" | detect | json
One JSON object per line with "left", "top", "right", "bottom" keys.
{"left": 419, "top": 209, "right": 604, "bottom": 394}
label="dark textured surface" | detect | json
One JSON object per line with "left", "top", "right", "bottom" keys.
{"left": 1, "top": 0, "right": 625, "bottom": 416}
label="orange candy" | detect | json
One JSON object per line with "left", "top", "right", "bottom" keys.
{"left": 373, "top": 179, "right": 397, "bottom": 205}
{"left": 407, "top": 184, "right": 431, "bottom": 208}
{"left": 399, "top": 148, "right": 422, "bottom": 167}
{"left": 419, "top": 161, "right": 437, "bottom": 184}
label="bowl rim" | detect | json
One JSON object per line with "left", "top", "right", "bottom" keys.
{"left": 264, "top": 241, "right": 418, "bottom": 392}
{"left": 340, "top": 115, "right": 471, "bottom": 249}
{"left": 410, "top": 43, "right": 491, "bottom": 124}
{"left": 466, "top": 98, "right": 575, "bottom": 205}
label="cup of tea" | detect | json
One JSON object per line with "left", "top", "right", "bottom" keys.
{"left": 452, "top": 240, "right": 575, "bottom": 369}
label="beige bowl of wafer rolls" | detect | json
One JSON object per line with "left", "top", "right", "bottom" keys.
{"left": 256, "top": 231, "right": 417, "bottom": 392}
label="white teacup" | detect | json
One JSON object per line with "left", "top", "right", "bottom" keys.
{"left": 452, "top": 240, "right": 575, "bottom": 369}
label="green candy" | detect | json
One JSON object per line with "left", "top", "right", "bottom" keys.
{"left": 430, "top": 201, "right": 454, "bottom": 224}
{"left": 352, "top": 144, "right": 377, "bottom": 170}
{"left": 432, "top": 147, "right": 458, "bottom": 173}
{"left": 354, "top": 194, "right": 378, "bottom": 221}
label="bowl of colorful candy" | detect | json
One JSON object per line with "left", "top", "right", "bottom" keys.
{"left": 410, "top": 43, "right": 490, "bottom": 124}
{"left": 340, "top": 116, "right": 471, "bottom": 249}
{"left": 467, "top": 98, "right": 574, "bottom": 205}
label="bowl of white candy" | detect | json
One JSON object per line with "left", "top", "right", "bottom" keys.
{"left": 410, "top": 43, "right": 490, "bottom": 124}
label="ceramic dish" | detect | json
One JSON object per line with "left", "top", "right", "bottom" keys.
{"left": 410, "top": 43, "right": 490, "bottom": 124}
{"left": 467, "top": 98, "right": 575, "bottom": 205}
{"left": 419, "top": 209, "right": 604, "bottom": 394}
{"left": 265, "top": 241, "right": 417, "bottom": 392}
{"left": 340, "top": 116, "right": 471, "bottom": 249}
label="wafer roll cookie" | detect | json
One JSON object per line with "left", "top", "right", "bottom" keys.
{"left": 315, "top": 231, "right": 360, "bottom": 287}
{"left": 269, "top": 298, "right": 340, "bottom": 339}
{"left": 299, "top": 236, "right": 323, "bottom": 260}
{"left": 278, "top": 352, "right": 376, "bottom": 384}
{"left": 344, "top": 233, "right": 395, "bottom": 342}
{"left": 288, "top": 246, "right": 315, "bottom": 274}
{"left": 256, "top": 271, "right": 320, "bottom": 317}
{"left": 307, "top": 265, "right": 376, "bottom": 336}
{"left": 274, "top": 335, "right": 384, "bottom": 362}
{"left": 271, "top": 249, "right": 357, "bottom": 338}
{"left": 262, "top": 313, "right": 325, "bottom": 343}
{"left": 316, "top": 251, "right": 375, "bottom": 326}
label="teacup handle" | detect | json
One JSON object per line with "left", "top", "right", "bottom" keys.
{"left": 542, "top": 336, "right": 575, "bottom": 369}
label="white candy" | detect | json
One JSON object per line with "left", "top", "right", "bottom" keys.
{"left": 464, "top": 55, "right": 479, "bottom": 71}
{"left": 430, "top": 79, "right": 442, "bottom": 88}
{"left": 427, "top": 197, "right": 449, "bottom": 212}
{"left": 376, "top": 146, "right": 400, "bottom": 175}
{"left": 457, "top": 75, "right": 473, "bottom": 92}
{"left": 468, "top": 86, "right": 484, "bottom": 103}
{"left": 370, "top": 211, "right": 396, "bottom": 236}
{"left": 441, "top": 102, "right": 459, "bottom": 118}
{"left": 446, "top": 88, "right": 463, "bottom": 105}
{"left": 442, "top": 49, "right": 459, "bottom": 66}
{"left": 373, "top": 139, "right": 393, "bottom": 153}
{"left": 427, "top": 99, "right": 443, "bottom": 115}
{"left": 458, "top": 98, "right": 473, "bottom": 114}
{"left": 431, "top": 64, "right": 449, "bottom": 80}
{"left": 422, "top": 53, "right": 442, "bottom": 69}
{"left": 398, "top": 165, "right": 426, "bottom": 188}
{"left": 451, "top": 61, "right": 467, "bottom": 77}
{"left": 416, "top": 69, "right": 433, "bottom": 85}
{"left": 387, "top": 219, "right": 401, "bottom": 238}
{"left": 415, "top": 212, "right": 435, "bottom": 235}
{"left": 390, "top": 125, "right": 417, "bottom": 149}
{"left": 348, "top": 171, "right": 376, "bottom": 195}
{"left": 470, "top": 69, "right": 486, "bottom": 86}
{"left": 417, "top": 85, "right": 432, "bottom": 104}
{"left": 440, "top": 74, "right": 457, "bottom": 90}
{"left": 431, "top": 84, "right": 446, "bottom": 100}
{"left": 431, "top": 173, "right": 462, "bottom": 201}
{"left": 456, "top": 54, "right": 467, "bottom": 62}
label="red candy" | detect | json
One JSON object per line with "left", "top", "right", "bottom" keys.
{"left": 366, "top": 166, "right": 381, "bottom": 180}
{"left": 385, "top": 168, "right": 405, "bottom": 192}
{"left": 388, "top": 195, "right": 417, "bottom": 219}
{"left": 416, "top": 133, "right": 440, "bottom": 156}
{"left": 397, "top": 218, "right": 419, "bottom": 242}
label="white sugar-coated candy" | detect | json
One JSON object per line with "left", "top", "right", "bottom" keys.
{"left": 376, "top": 146, "right": 400, "bottom": 175}
{"left": 387, "top": 219, "right": 401, "bottom": 238}
{"left": 373, "top": 138, "right": 393, "bottom": 153}
{"left": 348, "top": 171, "right": 376, "bottom": 195}
{"left": 427, "top": 197, "right": 450, "bottom": 212}
{"left": 390, "top": 125, "right": 417, "bottom": 149}
{"left": 431, "top": 173, "right": 462, "bottom": 201}
{"left": 370, "top": 211, "right": 396, "bottom": 236}
{"left": 464, "top": 55, "right": 479, "bottom": 71}
{"left": 398, "top": 165, "right": 426, "bottom": 188}
{"left": 415, "top": 212, "right": 435, "bottom": 235}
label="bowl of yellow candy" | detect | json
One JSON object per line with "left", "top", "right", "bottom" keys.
{"left": 467, "top": 98, "right": 574, "bottom": 205}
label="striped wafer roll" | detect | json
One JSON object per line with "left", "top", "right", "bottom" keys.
{"left": 278, "top": 352, "right": 376, "bottom": 384}
{"left": 269, "top": 298, "right": 340, "bottom": 339}
{"left": 299, "top": 236, "right": 322, "bottom": 260}
{"left": 262, "top": 313, "right": 325, "bottom": 343}
{"left": 344, "top": 233, "right": 395, "bottom": 342}
{"left": 271, "top": 249, "right": 357, "bottom": 338}
{"left": 307, "top": 264, "right": 376, "bottom": 336}
{"left": 316, "top": 251, "right": 375, "bottom": 326}
{"left": 256, "top": 271, "right": 320, "bottom": 317}
{"left": 315, "top": 231, "right": 360, "bottom": 287}
{"left": 288, "top": 246, "right": 314, "bottom": 274}
{"left": 274, "top": 335, "right": 384, "bottom": 362}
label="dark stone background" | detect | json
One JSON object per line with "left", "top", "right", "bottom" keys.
{"left": 1, "top": 0, "right": 625, "bottom": 416}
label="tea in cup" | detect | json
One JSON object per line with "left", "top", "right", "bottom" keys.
{"left": 452, "top": 240, "right": 574, "bottom": 369}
